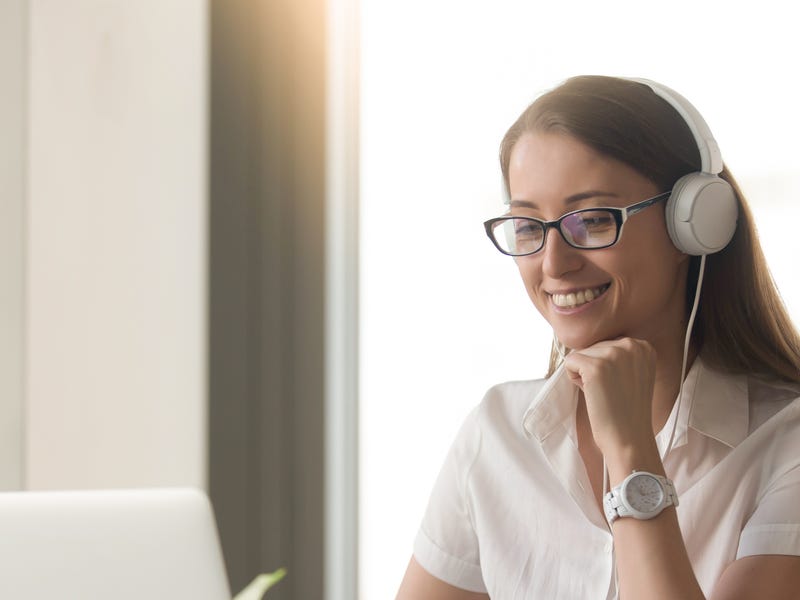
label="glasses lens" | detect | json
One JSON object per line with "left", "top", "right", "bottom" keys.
{"left": 492, "top": 218, "right": 544, "bottom": 255}
{"left": 561, "top": 210, "right": 618, "bottom": 248}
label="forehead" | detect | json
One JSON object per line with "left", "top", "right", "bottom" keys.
{"left": 508, "top": 131, "right": 620, "bottom": 193}
{"left": 507, "top": 131, "right": 659, "bottom": 215}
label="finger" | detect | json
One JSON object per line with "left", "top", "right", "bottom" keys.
{"left": 566, "top": 369, "right": 584, "bottom": 390}
{"left": 563, "top": 352, "right": 607, "bottom": 387}
{"left": 569, "top": 337, "right": 640, "bottom": 357}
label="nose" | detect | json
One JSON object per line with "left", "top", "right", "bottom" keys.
{"left": 541, "top": 227, "right": 583, "bottom": 278}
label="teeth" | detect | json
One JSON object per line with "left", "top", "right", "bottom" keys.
{"left": 552, "top": 285, "right": 607, "bottom": 308}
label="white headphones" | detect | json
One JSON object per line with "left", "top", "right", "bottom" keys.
{"left": 629, "top": 78, "right": 738, "bottom": 256}
{"left": 503, "top": 78, "right": 739, "bottom": 256}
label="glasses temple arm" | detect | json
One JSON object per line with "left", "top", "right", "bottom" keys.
{"left": 624, "top": 191, "right": 672, "bottom": 217}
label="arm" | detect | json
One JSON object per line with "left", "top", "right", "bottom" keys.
{"left": 565, "top": 338, "right": 800, "bottom": 599}
{"left": 396, "top": 557, "right": 490, "bottom": 600}
{"left": 712, "top": 555, "right": 800, "bottom": 600}
{"left": 397, "top": 404, "right": 487, "bottom": 597}
{"left": 611, "top": 499, "right": 800, "bottom": 599}
{"left": 604, "top": 423, "right": 706, "bottom": 599}
{"left": 712, "top": 459, "right": 800, "bottom": 599}
{"left": 566, "top": 337, "right": 705, "bottom": 597}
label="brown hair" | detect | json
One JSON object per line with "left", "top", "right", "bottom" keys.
{"left": 500, "top": 75, "right": 800, "bottom": 383}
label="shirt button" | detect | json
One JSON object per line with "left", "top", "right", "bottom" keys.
{"left": 604, "top": 542, "right": 613, "bottom": 554}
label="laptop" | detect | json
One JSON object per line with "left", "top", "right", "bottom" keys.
{"left": 0, "top": 487, "right": 231, "bottom": 600}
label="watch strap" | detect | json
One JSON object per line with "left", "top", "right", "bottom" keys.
{"left": 603, "top": 471, "right": 678, "bottom": 525}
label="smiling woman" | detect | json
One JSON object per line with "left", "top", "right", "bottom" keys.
{"left": 358, "top": 5, "right": 800, "bottom": 599}
{"left": 394, "top": 76, "right": 800, "bottom": 599}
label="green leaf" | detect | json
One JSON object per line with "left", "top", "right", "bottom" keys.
{"left": 232, "top": 568, "right": 287, "bottom": 600}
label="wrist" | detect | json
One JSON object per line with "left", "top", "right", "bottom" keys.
{"left": 603, "top": 439, "right": 663, "bottom": 486}
{"left": 604, "top": 471, "right": 679, "bottom": 525}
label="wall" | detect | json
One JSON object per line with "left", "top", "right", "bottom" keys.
{"left": 0, "top": 0, "right": 26, "bottom": 491}
{"left": 5, "top": 0, "right": 208, "bottom": 490}
{"left": 208, "top": 0, "right": 327, "bottom": 596}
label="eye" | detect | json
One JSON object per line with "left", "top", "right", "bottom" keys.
{"left": 579, "top": 212, "right": 616, "bottom": 232}
{"left": 513, "top": 219, "right": 541, "bottom": 237}
{"left": 495, "top": 218, "right": 544, "bottom": 254}
{"left": 561, "top": 210, "right": 618, "bottom": 247}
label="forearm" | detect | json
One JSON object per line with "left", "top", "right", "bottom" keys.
{"left": 606, "top": 442, "right": 705, "bottom": 600}
{"left": 613, "top": 507, "right": 704, "bottom": 599}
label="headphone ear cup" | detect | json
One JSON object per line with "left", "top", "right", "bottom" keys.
{"left": 664, "top": 173, "right": 738, "bottom": 255}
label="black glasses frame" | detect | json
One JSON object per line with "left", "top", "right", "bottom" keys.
{"left": 483, "top": 191, "right": 672, "bottom": 257}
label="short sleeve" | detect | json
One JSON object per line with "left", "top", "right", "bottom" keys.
{"left": 737, "top": 464, "right": 800, "bottom": 558}
{"left": 413, "top": 405, "right": 487, "bottom": 593}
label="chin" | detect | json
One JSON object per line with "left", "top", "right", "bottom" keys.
{"left": 561, "top": 339, "right": 594, "bottom": 352}
{"left": 553, "top": 329, "right": 610, "bottom": 352}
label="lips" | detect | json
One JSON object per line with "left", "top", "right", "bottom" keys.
{"left": 550, "top": 284, "right": 610, "bottom": 309}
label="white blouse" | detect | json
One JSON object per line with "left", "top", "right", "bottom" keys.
{"left": 413, "top": 358, "right": 800, "bottom": 599}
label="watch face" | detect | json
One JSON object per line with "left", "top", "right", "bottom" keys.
{"left": 625, "top": 473, "right": 664, "bottom": 513}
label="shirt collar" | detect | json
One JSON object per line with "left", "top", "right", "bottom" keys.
{"left": 679, "top": 356, "right": 749, "bottom": 449}
{"left": 522, "top": 363, "right": 577, "bottom": 442}
{"left": 522, "top": 356, "right": 750, "bottom": 450}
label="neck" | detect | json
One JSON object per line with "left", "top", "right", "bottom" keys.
{"left": 649, "top": 331, "right": 697, "bottom": 436}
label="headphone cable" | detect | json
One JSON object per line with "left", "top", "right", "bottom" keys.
{"left": 664, "top": 254, "right": 706, "bottom": 457}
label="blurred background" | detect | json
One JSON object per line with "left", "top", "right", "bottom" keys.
{"left": 2, "top": 1, "right": 798, "bottom": 599}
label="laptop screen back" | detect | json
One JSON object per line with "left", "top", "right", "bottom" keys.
{"left": 0, "top": 488, "right": 231, "bottom": 600}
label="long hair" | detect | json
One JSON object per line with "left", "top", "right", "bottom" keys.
{"left": 500, "top": 75, "right": 800, "bottom": 383}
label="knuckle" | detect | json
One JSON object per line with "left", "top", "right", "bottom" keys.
{"left": 618, "top": 337, "right": 635, "bottom": 349}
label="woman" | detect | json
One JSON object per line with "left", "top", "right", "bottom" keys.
{"left": 396, "top": 76, "right": 800, "bottom": 599}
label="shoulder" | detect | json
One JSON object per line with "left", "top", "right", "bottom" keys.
{"left": 442, "top": 377, "right": 554, "bottom": 467}
{"left": 472, "top": 377, "right": 548, "bottom": 435}
{"left": 432, "top": 377, "right": 551, "bottom": 485}
{"left": 689, "top": 361, "right": 800, "bottom": 446}
{"left": 747, "top": 375, "right": 800, "bottom": 434}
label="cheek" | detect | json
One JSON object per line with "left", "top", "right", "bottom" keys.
{"left": 515, "top": 259, "right": 550, "bottom": 311}
{"left": 613, "top": 241, "right": 686, "bottom": 306}
{"left": 616, "top": 217, "right": 685, "bottom": 273}
{"left": 632, "top": 212, "right": 684, "bottom": 260}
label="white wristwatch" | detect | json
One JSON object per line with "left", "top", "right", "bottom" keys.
{"left": 603, "top": 471, "right": 679, "bottom": 525}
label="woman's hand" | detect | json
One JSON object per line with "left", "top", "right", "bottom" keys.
{"left": 563, "top": 337, "right": 659, "bottom": 466}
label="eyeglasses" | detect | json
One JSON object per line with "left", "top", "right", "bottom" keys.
{"left": 483, "top": 191, "right": 671, "bottom": 256}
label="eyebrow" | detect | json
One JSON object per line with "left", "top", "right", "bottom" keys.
{"left": 509, "top": 190, "right": 620, "bottom": 210}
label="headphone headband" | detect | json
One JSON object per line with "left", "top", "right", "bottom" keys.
{"left": 499, "top": 76, "right": 738, "bottom": 255}
{"left": 628, "top": 78, "right": 723, "bottom": 175}
{"left": 626, "top": 77, "right": 736, "bottom": 254}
